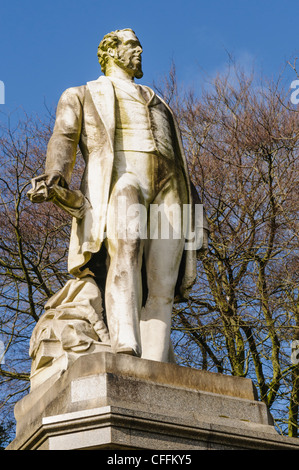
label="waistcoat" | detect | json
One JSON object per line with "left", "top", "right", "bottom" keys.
{"left": 110, "top": 78, "right": 175, "bottom": 160}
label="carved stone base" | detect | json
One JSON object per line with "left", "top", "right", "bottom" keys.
{"left": 7, "top": 352, "right": 299, "bottom": 450}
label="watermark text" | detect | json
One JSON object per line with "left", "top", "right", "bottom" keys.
{"left": 291, "top": 340, "right": 299, "bottom": 365}
{"left": 0, "top": 340, "right": 5, "bottom": 365}
{"left": 0, "top": 80, "right": 4, "bottom": 104}
{"left": 104, "top": 200, "right": 206, "bottom": 250}
{"left": 290, "top": 80, "right": 299, "bottom": 105}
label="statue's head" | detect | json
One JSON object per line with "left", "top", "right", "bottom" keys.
{"left": 97, "top": 28, "right": 143, "bottom": 79}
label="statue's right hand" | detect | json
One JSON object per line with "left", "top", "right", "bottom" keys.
{"left": 28, "top": 172, "right": 65, "bottom": 203}
{"left": 32, "top": 171, "right": 64, "bottom": 189}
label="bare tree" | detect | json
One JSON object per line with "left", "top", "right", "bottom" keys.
{"left": 160, "top": 62, "right": 299, "bottom": 436}
{"left": 0, "top": 110, "right": 83, "bottom": 441}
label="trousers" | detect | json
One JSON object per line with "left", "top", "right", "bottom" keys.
{"left": 104, "top": 151, "right": 188, "bottom": 361}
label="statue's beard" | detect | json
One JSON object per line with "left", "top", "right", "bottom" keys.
{"left": 115, "top": 54, "right": 143, "bottom": 79}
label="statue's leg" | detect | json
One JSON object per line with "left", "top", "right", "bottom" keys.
{"left": 140, "top": 177, "right": 187, "bottom": 362}
{"left": 104, "top": 173, "right": 145, "bottom": 356}
{"left": 140, "top": 237, "right": 185, "bottom": 361}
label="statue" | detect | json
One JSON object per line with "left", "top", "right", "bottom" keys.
{"left": 28, "top": 29, "right": 209, "bottom": 383}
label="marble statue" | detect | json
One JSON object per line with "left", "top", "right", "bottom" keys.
{"left": 28, "top": 29, "right": 209, "bottom": 383}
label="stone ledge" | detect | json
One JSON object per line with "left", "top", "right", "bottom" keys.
{"left": 8, "top": 405, "right": 299, "bottom": 450}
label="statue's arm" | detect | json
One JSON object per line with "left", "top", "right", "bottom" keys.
{"left": 27, "top": 87, "right": 88, "bottom": 214}
{"left": 44, "top": 86, "right": 84, "bottom": 186}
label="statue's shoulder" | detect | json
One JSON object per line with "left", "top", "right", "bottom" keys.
{"left": 86, "top": 75, "right": 112, "bottom": 92}
{"left": 59, "top": 84, "right": 87, "bottom": 105}
{"left": 156, "top": 94, "right": 172, "bottom": 111}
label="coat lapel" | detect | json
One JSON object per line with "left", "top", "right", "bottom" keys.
{"left": 87, "top": 76, "right": 115, "bottom": 152}
{"left": 108, "top": 77, "right": 144, "bottom": 103}
{"left": 139, "top": 85, "right": 156, "bottom": 105}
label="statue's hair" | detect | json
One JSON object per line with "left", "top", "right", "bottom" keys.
{"left": 97, "top": 28, "right": 135, "bottom": 74}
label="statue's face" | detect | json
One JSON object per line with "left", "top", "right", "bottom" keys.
{"left": 114, "top": 30, "right": 143, "bottom": 79}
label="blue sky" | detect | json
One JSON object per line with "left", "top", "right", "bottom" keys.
{"left": 0, "top": 0, "right": 298, "bottom": 117}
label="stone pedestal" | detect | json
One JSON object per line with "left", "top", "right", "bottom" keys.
{"left": 7, "top": 352, "right": 299, "bottom": 450}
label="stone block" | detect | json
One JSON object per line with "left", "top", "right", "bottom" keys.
{"left": 6, "top": 352, "right": 299, "bottom": 450}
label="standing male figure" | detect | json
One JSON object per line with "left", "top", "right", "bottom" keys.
{"left": 31, "top": 29, "right": 207, "bottom": 363}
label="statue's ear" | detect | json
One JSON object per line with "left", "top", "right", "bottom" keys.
{"left": 107, "top": 47, "right": 117, "bottom": 58}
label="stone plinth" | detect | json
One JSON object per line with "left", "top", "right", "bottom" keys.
{"left": 7, "top": 352, "right": 299, "bottom": 450}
